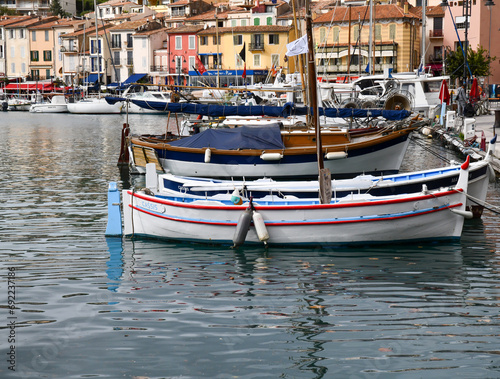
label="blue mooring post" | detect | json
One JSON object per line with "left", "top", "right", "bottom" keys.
{"left": 105, "top": 182, "right": 123, "bottom": 236}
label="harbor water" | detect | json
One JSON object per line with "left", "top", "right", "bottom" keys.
{"left": 0, "top": 112, "right": 499, "bottom": 378}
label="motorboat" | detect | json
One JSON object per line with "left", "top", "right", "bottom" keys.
{"left": 67, "top": 97, "right": 122, "bottom": 114}
{"left": 30, "top": 95, "right": 68, "bottom": 113}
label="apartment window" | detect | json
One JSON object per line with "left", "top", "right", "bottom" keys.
{"left": 269, "top": 34, "right": 279, "bottom": 45}
{"left": 11, "top": 63, "right": 15, "bottom": 72}
{"left": 113, "top": 51, "right": 120, "bottom": 65}
{"left": 126, "top": 33, "right": 133, "bottom": 48}
{"left": 43, "top": 50, "right": 52, "bottom": 61}
{"left": 127, "top": 51, "right": 133, "bottom": 65}
{"left": 21, "top": 63, "right": 26, "bottom": 73}
{"left": 189, "top": 56, "right": 195, "bottom": 71}
{"left": 32, "top": 31, "right": 36, "bottom": 41}
{"left": 31, "top": 69, "right": 39, "bottom": 79}
{"left": 231, "top": 20, "right": 237, "bottom": 27}
{"left": 189, "top": 35, "right": 195, "bottom": 50}
{"left": 0, "top": 45, "right": 3, "bottom": 59}
{"left": 271, "top": 54, "right": 279, "bottom": 67}
{"left": 175, "top": 36, "right": 182, "bottom": 50}
{"left": 45, "top": 30, "right": 49, "bottom": 41}
{"left": 46, "top": 69, "right": 50, "bottom": 78}
{"left": 266, "top": 17, "right": 272, "bottom": 25}
{"left": 200, "top": 36, "right": 208, "bottom": 45}
{"left": 19, "top": 29, "right": 25, "bottom": 39}
{"left": 375, "top": 24, "right": 381, "bottom": 40}
{"left": 10, "top": 46, "right": 14, "bottom": 58}
{"left": 111, "top": 34, "right": 121, "bottom": 48}
{"left": 354, "top": 26, "right": 360, "bottom": 41}
{"left": 251, "top": 34, "right": 263, "bottom": 49}
{"left": 30, "top": 50, "right": 39, "bottom": 62}
{"left": 320, "top": 27, "right": 326, "bottom": 43}
{"left": 333, "top": 27, "right": 340, "bottom": 42}
{"left": 241, "top": 19, "right": 247, "bottom": 26}
{"left": 20, "top": 46, "right": 25, "bottom": 58}
{"left": 253, "top": 54, "right": 261, "bottom": 67}
{"left": 9, "top": 30, "right": 14, "bottom": 39}
{"left": 389, "top": 24, "right": 396, "bottom": 40}
{"left": 0, "top": 30, "right": 3, "bottom": 40}
{"left": 233, "top": 34, "right": 243, "bottom": 45}
{"left": 212, "top": 36, "right": 220, "bottom": 45}
{"left": 254, "top": 18, "right": 260, "bottom": 26}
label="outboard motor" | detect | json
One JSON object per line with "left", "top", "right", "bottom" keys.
{"left": 1, "top": 101, "right": 7, "bottom": 111}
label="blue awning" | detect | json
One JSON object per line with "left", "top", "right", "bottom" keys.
{"left": 199, "top": 53, "right": 222, "bottom": 56}
{"left": 122, "top": 73, "right": 147, "bottom": 85}
{"left": 83, "top": 73, "right": 101, "bottom": 84}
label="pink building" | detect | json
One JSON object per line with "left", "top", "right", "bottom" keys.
{"left": 442, "top": 0, "right": 500, "bottom": 91}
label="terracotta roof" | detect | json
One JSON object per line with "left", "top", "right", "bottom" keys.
{"left": 426, "top": 5, "right": 445, "bottom": 17}
{"left": 108, "top": 18, "right": 158, "bottom": 30}
{"left": 5, "top": 17, "right": 57, "bottom": 28}
{"left": 135, "top": 27, "right": 168, "bottom": 36}
{"left": 0, "top": 16, "right": 32, "bottom": 27}
{"left": 313, "top": 4, "right": 420, "bottom": 24}
{"left": 60, "top": 25, "right": 109, "bottom": 38}
{"left": 197, "top": 25, "right": 291, "bottom": 35}
{"left": 29, "top": 18, "right": 85, "bottom": 30}
{"left": 166, "top": 25, "right": 205, "bottom": 33}
{"left": 170, "top": 0, "right": 190, "bottom": 5}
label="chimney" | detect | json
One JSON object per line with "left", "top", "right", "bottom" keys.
{"left": 404, "top": 2, "right": 408, "bottom": 13}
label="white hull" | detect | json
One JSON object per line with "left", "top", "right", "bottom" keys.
{"left": 122, "top": 187, "right": 467, "bottom": 246}
{"left": 67, "top": 98, "right": 122, "bottom": 114}
{"left": 117, "top": 158, "right": 472, "bottom": 246}
{"left": 160, "top": 137, "right": 410, "bottom": 178}
{"left": 30, "top": 104, "right": 68, "bottom": 113}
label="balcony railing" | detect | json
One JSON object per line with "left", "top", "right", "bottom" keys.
{"left": 249, "top": 42, "right": 264, "bottom": 51}
{"left": 429, "top": 29, "right": 443, "bottom": 38}
{"left": 150, "top": 65, "right": 168, "bottom": 72}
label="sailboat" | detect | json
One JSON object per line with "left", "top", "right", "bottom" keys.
{"left": 67, "top": 0, "right": 122, "bottom": 115}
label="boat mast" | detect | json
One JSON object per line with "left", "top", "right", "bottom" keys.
{"left": 368, "top": 0, "right": 373, "bottom": 75}
{"left": 305, "top": 0, "right": 330, "bottom": 204}
{"left": 421, "top": 0, "right": 426, "bottom": 75}
{"left": 216, "top": 8, "right": 220, "bottom": 88}
{"left": 291, "top": 0, "right": 307, "bottom": 100}
{"left": 94, "top": 0, "right": 101, "bottom": 95}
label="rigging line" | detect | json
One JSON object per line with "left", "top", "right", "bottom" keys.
{"left": 465, "top": 193, "right": 500, "bottom": 215}
{"left": 409, "top": 135, "right": 452, "bottom": 163}
{"left": 317, "top": 2, "right": 341, "bottom": 78}
{"left": 446, "top": 4, "right": 472, "bottom": 78}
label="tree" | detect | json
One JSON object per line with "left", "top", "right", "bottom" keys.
{"left": 50, "top": 0, "right": 69, "bottom": 17}
{"left": 445, "top": 45, "right": 495, "bottom": 84}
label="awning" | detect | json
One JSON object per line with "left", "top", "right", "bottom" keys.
{"left": 122, "top": 73, "right": 147, "bottom": 85}
{"left": 83, "top": 74, "right": 102, "bottom": 84}
{"left": 199, "top": 53, "right": 222, "bottom": 56}
{"left": 4, "top": 83, "right": 56, "bottom": 91}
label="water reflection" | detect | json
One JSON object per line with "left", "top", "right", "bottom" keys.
{"left": 105, "top": 238, "right": 124, "bottom": 292}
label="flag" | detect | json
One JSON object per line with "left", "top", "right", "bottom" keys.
{"left": 271, "top": 64, "right": 277, "bottom": 76}
{"left": 195, "top": 56, "right": 207, "bottom": 75}
{"left": 285, "top": 34, "right": 308, "bottom": 57}
{"left": 438, "top": 79, "right": 450, "bottom": 105}
{"left": 242, "top": 63, "right": 246, "bottom": 79}
{"left": 365, "top": 63, "right": 370, "bottom": 73}
{"left": 239, "top": 42, "right": 246, "bottom": 63}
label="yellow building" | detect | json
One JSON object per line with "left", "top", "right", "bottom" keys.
{"left": 313, "top": 3, "right": 421, "bottom": 80}
{"left": 196, "top": 25, "right": 294, "bottom": 86}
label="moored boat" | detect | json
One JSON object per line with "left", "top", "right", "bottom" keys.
{"left": 67, "top": 97, "right": 122, "bottom": 114}
{"left": 30, "top": 95, "right": 68, "bottom": 113}
{"left": 106, "top": 156, "right": 473, "bottom": 246}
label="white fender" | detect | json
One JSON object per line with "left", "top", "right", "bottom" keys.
{"left": 260, "top": 152, "right": 283, "bottom": 161}
{"left": 252, "top": 210, "right": 269, "bottom": 243}
{"left": 204, "top": 148, "right": 211, "bottom": 163}
{"left": 325, "top": 151, "right": 347, "bottom": 160}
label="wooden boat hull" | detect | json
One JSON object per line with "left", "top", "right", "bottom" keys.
{"left": 122, "top": 187, "right": 467, "bottom": 246}
{"left": 130, "top": 126, "right": 416, "bottom": 179}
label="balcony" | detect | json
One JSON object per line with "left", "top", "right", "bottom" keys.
{"left": 429, "top": 29, "right": 443, "bottom": 38}
{"left": 249, "top": 42, "right": 264, "bottom": 51}
{"left": 150, "top": 65, "right": 168, "bottom": 72}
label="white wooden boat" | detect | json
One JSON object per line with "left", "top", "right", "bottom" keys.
{"left": 7, "top": 98, "right": 32, "bottom": 111}
{"left": 67, "top": 97, "right": 122, "bottom": 114}
{"left": 157, "top": 148, "right": 493, "bottom": 219}
{"left": 106, "top": 157, "right": 473, "bottom": 246}
{"left": 30, "top": 95, "right": 68, "bottom": 113}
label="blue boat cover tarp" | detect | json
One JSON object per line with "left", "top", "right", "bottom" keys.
{"left": 168, "top": 125, "right": 285, "bottom": 150}
{"left": 104, "top": 97, "right": 411, "bottom": 120}
{"left": 122, "top": 73, "right": 147, "bottom": 85}
{"left": 84, "top": 74, "right": 101, "bottom": 84}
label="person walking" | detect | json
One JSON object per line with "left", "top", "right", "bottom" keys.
{"left": 456, "top": 83, "right": 467, "bottom": 117}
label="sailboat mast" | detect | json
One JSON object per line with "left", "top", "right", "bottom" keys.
{"left": 94, "top": 0, "right": 101, "bottom": 94}
{"left": 421, "top": 0, "right": 426, "bottom": 74}
{"left": 305, "top": 0, "right": 322, "bottom": 172}
{"left": 368, "top": 0, "right": 373, "bottom": 75}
